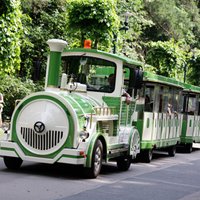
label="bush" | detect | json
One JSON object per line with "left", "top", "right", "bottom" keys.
{"left": 0, "top": 75, "right": 43, "bottom": 119}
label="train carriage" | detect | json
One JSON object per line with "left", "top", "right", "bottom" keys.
{"left": 133, "top": 71, "right": 183, "bottom": 162}
{"left": 180, "top": 84, "right": 200, "bottom": 153}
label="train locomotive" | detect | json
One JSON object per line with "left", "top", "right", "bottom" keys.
{"left": 0, "top": 39, "right": 141, "bottom": 178}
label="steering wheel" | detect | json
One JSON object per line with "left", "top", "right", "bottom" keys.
{"left": 99, "top": 85, "right": 112, "bottom": 92}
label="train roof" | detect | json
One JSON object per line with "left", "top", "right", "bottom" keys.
{"left": 143, "top": 72, "right": 200, "bottom": 93}
{"left": 143, "top": 71, "right": 183, "bottom": 88}
{"left": 63, "top": 47, "right": 200, "bottom": 93}
{"left": 63, "top": 48, "right": 144, "bottom": 67}
{"left": 181, "top": 82, "right": 200, "bottom": 94}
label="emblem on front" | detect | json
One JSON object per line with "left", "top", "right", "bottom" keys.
{"left": 34, "top": 121, "right": 45, "bottom": 133}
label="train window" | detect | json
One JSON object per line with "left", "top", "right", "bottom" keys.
{"left": 144, "top": 85, "right": 154, "bottom": 112}
{"left": 158, "top": 86, "right": 163, "bottom": 113}
{"left": 181, "top": 94, "right": 198, "bottom": 115}
{"left": 172, "top": 89, "right": 179, "bottom": 113}
{"left": 182, "top": 94, "right": 188, "bottom": 113}
{"left": 157, "top": 86, "right": 180, "bottom": 114}
{"left": 198, "top": 96, "right": 200, "bottom": 115}
{"left": 188, "top": 95, "right": 196, "bottom": 115}
{"left": 178, "top": 91, "right": 184, "bottom": 113}
{"left": 62, "top": 56, "right": 116, "bottom": 93}
{"left": 161, "top": 86, "right": 169, "bottom": 113}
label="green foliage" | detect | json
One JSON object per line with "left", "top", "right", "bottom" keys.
{"left": 143, "top": 0, "right": 200, "bottom": 46}
{"left": 66, "top": 0, "right": 119, "bottom": 50}
{"left": 145, "top": 39, "right": 186, "bottom": 81}
{"left": 187, "top": 50, "right": 200, "bottom": 86}
{"left": 0, "top": 75, "right": 43, "bottom": 118}
{"left": 0, "top": 0, "right": 200, "bottom": 89}
{"left": 0, "top": 0, "right": 22, "bottom": 76}
{"left": 20, "top": 0, "right": 68, "bottom": 80}
{"left": 116, "top": 0, "right": 153, "bottom": 59}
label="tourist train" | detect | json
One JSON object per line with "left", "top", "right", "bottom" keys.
{"left": 0, "top": 39, "right": 199, "bottom": 178}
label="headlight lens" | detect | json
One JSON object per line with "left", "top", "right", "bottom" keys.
{"left": 79, "top": 130, "right": 89, "bottom": 141}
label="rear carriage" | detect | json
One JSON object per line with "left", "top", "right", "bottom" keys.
{"left": 180, "top": 84, "right": 200, "bottom": 152}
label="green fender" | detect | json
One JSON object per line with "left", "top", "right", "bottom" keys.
{"left": 85, "top": 133, "right": 106, "bottom": 168}
{"left": 128, "top": 127, "right": 140, "bottom": 159}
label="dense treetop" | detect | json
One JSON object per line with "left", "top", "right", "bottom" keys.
{"left": 1, "top": 0, "right": 200, "bottom": 84}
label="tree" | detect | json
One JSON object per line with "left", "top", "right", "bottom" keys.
{"left": 0, "top": 75, "right": 41, "bottom": 118}
{"left": 66, "top": 0, "right": 119, "bottom": 50}
{"left": 145, "top": 39, "right": 186, "bottom": 81}
{"left": 187, "top": 50, "right": 200, "bottom": 86}
{"left": 20, "top": 0, "right": 68, "bottom": 80}
{"left": 116, "top": 0, "right": 153, "bottom": 60}
{"left": 0, "top": 0, "right": 22, "bottom": 76}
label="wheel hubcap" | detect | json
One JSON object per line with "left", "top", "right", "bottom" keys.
{"left": 94, "top": 147, "right": 102, "bottom": 173}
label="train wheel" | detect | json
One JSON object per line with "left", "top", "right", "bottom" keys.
{"left": 185, "top": 143, "right": 193, "bottom": 153}
{"left": 117, "top": 156, "right": 131, "bottom": 171}
{"left": 4, "top": 157, "right": 23, "bottom": 170}
{"left": 168, "top": 145, "right": 176, "bottom": 157}
{"left": 84, "top": 140, "right": 103, "bottom": 178}
{"left": 142, "top": 149, "right": 153, "bottom": 163}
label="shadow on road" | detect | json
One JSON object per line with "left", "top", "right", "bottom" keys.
{"left": 1, "top": 146, "right": 200, "bottom": 179}
{"left": 0, "top": 161, "right": 122, "bottom": 179}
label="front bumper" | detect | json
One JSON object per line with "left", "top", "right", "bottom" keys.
{"left": 0, "top": 141, "right": 86, "bottom": 165}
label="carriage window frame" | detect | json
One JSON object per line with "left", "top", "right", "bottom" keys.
{"left": 144, "top": 83, "right": 155, "bottom": 112}
{"left": 145, "top": 83, "right": 182, "bottom": 114}
{"left": 181, "top": 93, "right": 198, "bottom": 115}
{"left": 187, "top": 94, "right": 197, "bottom": 115}
{"left": 198, "top": 95, "right": 200, "bottom": 115}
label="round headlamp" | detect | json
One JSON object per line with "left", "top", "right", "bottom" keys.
{"left": 79, "top": 130, "right": 89, "bottom": 142}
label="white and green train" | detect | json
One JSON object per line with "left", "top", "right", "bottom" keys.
{"left": 0, "top": 39, "right": 200, "bottom": 178}
{"left": 180, "top": 84, "right": 200, "bottom": 153}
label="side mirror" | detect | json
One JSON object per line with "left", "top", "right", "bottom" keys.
{"left": 134, "top": 69, "right": 143, "bottom": 89}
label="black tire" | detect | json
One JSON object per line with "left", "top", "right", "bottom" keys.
{"left": 4, "top": 157, "right": 23, "bottom": 170}
{"left": 168, "top": 145, "right": 176, "bottom": 157}
{"left": 185, "top": 143, "right": 193, "bottom": 153}
{"left": 142, "top": 149, "right": 153, "bottom": 163}
{"left": 84, "top": 140, "right": 103, "bottom": 178}
{"left": 117, "top": 156, "right": 131, "bottom": 171}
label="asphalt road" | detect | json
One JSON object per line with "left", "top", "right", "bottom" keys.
{"left": 1, "top": 145, "right": 200, "bottom": 200}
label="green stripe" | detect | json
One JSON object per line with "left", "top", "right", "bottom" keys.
{"left": 141, "top": 139, "right": 179, "bottom": 149}
{"left": 47, "top": 52, "right": 62, "bottom": 87}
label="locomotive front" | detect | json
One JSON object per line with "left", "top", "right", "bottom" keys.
{"left": 1, "top": 90, "right": 97, "bottom": 166}
{"left": 0, "top": 39, "right": 141, "bottom": 178}
{"left": 0, "top": 39, "right": 99, "bottom": 172}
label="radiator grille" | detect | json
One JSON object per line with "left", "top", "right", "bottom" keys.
{"left": 21, "top": 127, "right": 64, "bottom": 151}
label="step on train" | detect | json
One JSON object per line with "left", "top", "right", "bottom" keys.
{"left": 0, "top": 39, "right": 200, "bottom": 178}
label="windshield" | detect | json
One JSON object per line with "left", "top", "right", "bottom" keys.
{"left": 62, "top": 56, "right": 117, "bottom": 93}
